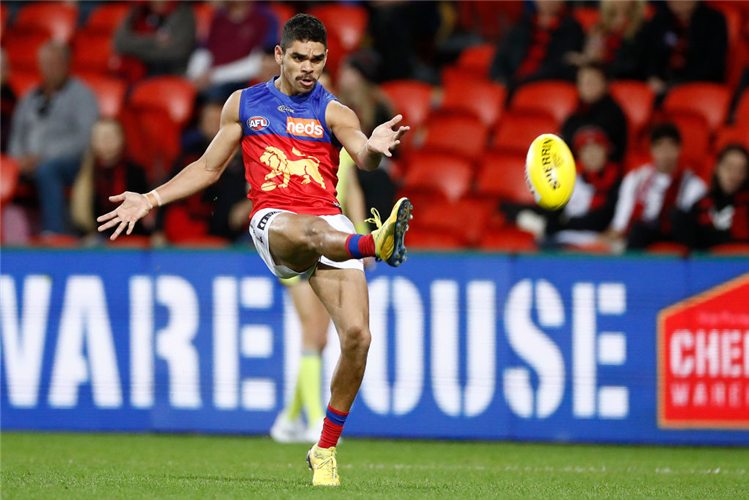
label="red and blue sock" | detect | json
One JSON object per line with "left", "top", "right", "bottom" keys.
{"left": 317, "top": 405, "right": 349, "bottom": 449}
{"left": 345, "top": 234, "right": 375, "bottom": 259}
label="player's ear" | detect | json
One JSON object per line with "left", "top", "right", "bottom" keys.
{"left": 274, "top": 45, "right": 284, "bottom": 65}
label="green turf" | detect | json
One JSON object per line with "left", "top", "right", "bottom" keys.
{"left": 2, "top": 433, "right": 748, "bottom": 499}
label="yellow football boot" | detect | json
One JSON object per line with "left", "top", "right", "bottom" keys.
{"left": 306, "top": 443, "right": 340, "bottom": 486}
{"left": 366, "top": 197, "right": 413, "bottom": 267}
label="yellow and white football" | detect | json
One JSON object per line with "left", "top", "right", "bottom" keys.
{"left": 525, "top": 133, "right": 576, "bottom": 211}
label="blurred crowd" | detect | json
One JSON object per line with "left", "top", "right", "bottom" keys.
{"left": 0, "top": 0, "right": 748, "bottom": 255}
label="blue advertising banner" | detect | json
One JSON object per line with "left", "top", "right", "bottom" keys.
{"left": 1, "top": 249, "right": 748, "bottom": 445}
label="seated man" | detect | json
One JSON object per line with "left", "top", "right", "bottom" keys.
{"left": 605, "top": 123, "right": 707, "bottom": 250}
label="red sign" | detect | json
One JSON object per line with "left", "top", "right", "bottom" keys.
{"left": 658, "top": 274, "right": 749, "bottom": 429}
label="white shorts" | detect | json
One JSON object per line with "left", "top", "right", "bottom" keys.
{"left": 249, "top": 208, "right": 364, "bottom": 279}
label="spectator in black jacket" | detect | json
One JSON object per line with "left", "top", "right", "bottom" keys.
{"left": 562, "top": 63, "right": 628, "bottom": 161}
{"left": 490, "top": 0, "right": 584, "bottom": 90}
{"left": 643, "top": 0, "right": 728, "bottom": 96}
{"left": 676, "top": 145, "right": 749, "bottom": 249}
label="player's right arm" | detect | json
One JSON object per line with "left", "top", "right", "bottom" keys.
{"left": 97, "top": 91, "right": 244, "bottom": 240}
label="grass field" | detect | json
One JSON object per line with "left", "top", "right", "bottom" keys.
{"left": 2, "top": 433, "right": 748, "bottom": 499}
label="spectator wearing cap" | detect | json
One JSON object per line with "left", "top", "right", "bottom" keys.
{"left": 337, "top": 50, "right": 397, "bottom": 231}
{"left": 114, "top": 0, "right": 196, "bottom": 77}
{"left": 675, "top": 145, "right": 749, "bottom": 249}
{"left": 490, "top": 0, "right": 584, "bottom": 89}
{"left": 562, "top": 62, "right": 628, "bottom": 162}
{"left": 643, "top": 0, "right": 728, "bottom": 96}
{"left": 604, "top": 123, "right": 707, "bottom": 250}
{"left": 187, "top": 1, "right": 278, "bottom": 100}
{"left": 8, "top": 41, "right": 98, "bottom": 235}
{"left": 517, "top": 126, "right": 622, "bottom": 247}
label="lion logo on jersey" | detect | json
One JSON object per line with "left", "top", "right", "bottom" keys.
{"left": 259, "top": 147, "right": 326, "bottom": 191}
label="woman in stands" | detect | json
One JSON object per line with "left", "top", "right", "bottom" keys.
{"left": 675, "top": 144, "right": 749, "bottom": 249}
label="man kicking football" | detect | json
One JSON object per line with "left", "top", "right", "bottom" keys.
{"left": 97, "top": 14, "right": 411, "bottom": 486}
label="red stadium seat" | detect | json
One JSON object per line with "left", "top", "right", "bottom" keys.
{"left": 8, "top": 71, "right": 40, "bottom": 98}
{"left": 308, "top": 4, "right": 368, "bottom": 52}
{"left": 269, "top": 2, "right": 296, "bottom": 29}
{"left": 714, "top": 125, "right": 749, "bottom": 152}
{"left": 476, "top": 152, "right": 536, "bottom": 205}
{"left": 440, "top": 79, "right": 506, "bottom": 127}
{"left": 85, "top": 3, "right": 131, "bottom": 35}
{"left": 667, "top": 113, "right": 711, "bottom": 169}
{"left": 13, "top": 2, "right": 78, "bottom": 43}
{"left": 573, "top": 6, "right": 600, "bottom": 33}
{"left": 735, "top": 90, "right": 749, "bottom": 128}
{"left": 646, "top": 242, "right": 689, "bottom": 257}
{"left": 405, "top": 229, "right": 465, "bottom": 250}
{"left": 510, "top": 81, "right": 578, "bottom": 124}
{"left": 193, "top": 3, "right": 216, "bottom": 44}
{"left": 610, "top": 80, "right": 655, "bottom": 140}
{"left": 72, "top": 31, "right": 120, "bottom": 75}
{"left": 172, "top": 235, "right": 231, "bottom": 248}
{"left": 421, "top": 116, "right": 489, "bottom": 162}
{"left": 402, "top": 153, "right": 473, "bottom": 203}
{"left": 79, "top": 74, "right": 126, "bottom": 118}
{"left": 491, "top": 111, "right": 558, "bottom": 155}
{"left": 478, "top": 227, "right": 537, "bottom": 252}
{"left": 107, "top": 235, "right": 152, "bottom": 249}
{"left": 380, "top": 80, "right": 434, "bottom": 129}
{"left": 130, "top": 77, "right": 196, "bottom": 127}
{"left": 663, "top": 83, "right": 732, "bottom": 131}
{"left": 408, "top": 199, "right": 494, "bottom": 247}
{"left": 709, "top": 243, "right": 749, "bottom": 255}
{"left": 0, "top": 156, "right": 20, "bottom": 205}
{"left": 4, "top": 31, "right": 49, "bottom": 73}
{"left": 30, "top": 234, "right": 80, "bottom": 248}
{"left": 455, "top": 43, "right": 496, "bottom": 79}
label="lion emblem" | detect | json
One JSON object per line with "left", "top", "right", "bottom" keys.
{"left": 259, "top": 147, "right": 326, "bottom": 191}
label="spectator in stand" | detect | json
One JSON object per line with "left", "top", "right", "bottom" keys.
{"left": 568, "top": 0, "right": 648, "bottom": 80}
{"left": 336, "top": 50, "right": 396, "bottom": 231}
{"left": 490, "top": 0, "right": 584, "bottom": 89}
{"left": 114, "top": 0, "right": 196, "bottom": 77}
{"left": 187, "top": 1, "right": 278, "bottom": 100}
{"left": 1, "top": 49, "right": 17, "bottom": 153}
{"left": 152, "top": 100, "right": 250, "bottom": 245}
{"left": 8, "top": 41, "right": 98, "bottom": 235}
{"left": 675, "top": 145, "right": 749, "bottom": 249}
{"left": 643, "top": 0, "right": 727, "bottom": 97}
{"left": 70, "top": 119, "right": 150, "bottom": 241}
{"left": 604, "top": 123, "right": 707, "bottom": 250}
{"left": 562, "top": 62, "right": 627, "bottom": 161}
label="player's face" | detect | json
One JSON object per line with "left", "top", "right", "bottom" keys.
{"left": 276, "top": 40, "right": 327, "bottom": 94}
{"left": 716, "top": 150, "right": 749, "bottom": 195}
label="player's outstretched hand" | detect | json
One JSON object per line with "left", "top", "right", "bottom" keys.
{"left": 367, "top": 115, "right": 410, "bottom": 158}
{"left": 97, "top": 191, "right": 151, "bottom": 240}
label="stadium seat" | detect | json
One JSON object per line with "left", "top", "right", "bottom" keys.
{"left": 308, "top": 4, "right": 368, "bottom": 52}
{"left": 709, "top": 243, "right": 749, "bottom": 255}
{"left": 440, "top": 79, "right": 506, "bottom": 127}
{"left": 29, "top": 234, "right": 80, "bottom": 248}
{"left": 421, "top": 116, "right": 489, "bottom": 162}
{"left": 404, "top": 229, "right": 465, "bottom": 250}
{"left": 13, "top": 2, "right": 78, "bottom": 43}
{"left": 269, "top": 2, "right": 296, "bottom": 27}
{"left": 0, "top": 156, "right": 20, "bottom": 205}
{"left": 193, "top": 3, "right": 216, "bottom": 44}
{"left": 667, "top": 113, "right": 711, "bottom": 169}
{"left": 172, "top": 235, "right": 231, "bottom": 248}
{"left": 402, "top": 153, "right": 473, "bottom": 203}
{"left": 8, "top": 71, "right": 40, "bottom": 98}
{"left": 610, "top": 80, "right": 655, "bottom": 140}
{"left": 735, "top": 90, "right": 749, "bottom": 128}
{"left": 4, "top": 31, "right": 50, "bottom": 73}
{"left": 85, "top": 2, "right": 131, "bottom": 35}
{"left": 663, "top": 83, "right": 732, "bottom": 131}
{"left": 564, "top": 241, "right": 614, "bottom": 254}
{"left": 72, "top": 32, "right": 120, "bottom": 75}
{"left": 455, "top": 43, "right": 496, "bottom": 79}
{"left": 380, "top": 80, "right": 434, "bottom": 129}
{"left": 478, "top": 227, "right": 538, "bottom": 252}
{"left": 79, "top": 74, "right": 126, "bottom": 118}
{"left": 714, "top": 125, "right": 749, "bottom": 152}
{"left": 491, "top": 111, "right": 558, "bottom": 155}
{"left": 130, "top": 77, "right": 196, "bottom": 127}
{"left": 510, "top": 81, "right": 578, "bottom": 124}
{"left": 476, "top": 152, "right": 536, "bottom": 205}
{"left": 573, "top": 6, "right": 600, "bottom": 33}
{"left": 107, "top": 235, "right": 151, "bottom": 249}
{"left": 407, "top": 199, "right": 494, "bottom": 247}
{"left": 646, "top": 242, "right": 690, "bottom": 257}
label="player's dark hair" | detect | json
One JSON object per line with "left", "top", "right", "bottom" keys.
{"left": 650, "top": 122, "right": 682, "bottom": 145}
{"left": 280, "top": 14, "right": 327, "bottom": 51}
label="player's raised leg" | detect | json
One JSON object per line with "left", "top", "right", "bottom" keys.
{"left": 304, "top": 265, "right": 371, "bottom": 486}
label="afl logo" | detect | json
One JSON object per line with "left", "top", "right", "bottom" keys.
{"left": 248, "top": 116, "right": 270, "bottom": 131}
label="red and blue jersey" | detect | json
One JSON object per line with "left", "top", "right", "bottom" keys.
{"left": 239, "top": 77, "right": 342, "bottom": 218}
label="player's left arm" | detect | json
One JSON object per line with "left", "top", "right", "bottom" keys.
{"left": 326, "top": 100, "right": 409, "bottom": 171}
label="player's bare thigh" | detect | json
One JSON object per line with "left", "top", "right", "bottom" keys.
{"left": 308, "top": 264, "right": 369, "bottom": 343}
{"left": 267, "top": 212, "right": 340, "bottom": 272}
